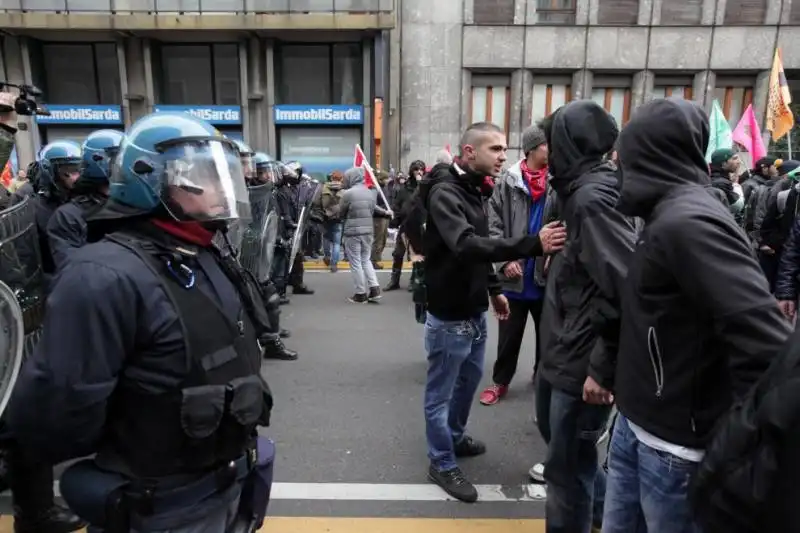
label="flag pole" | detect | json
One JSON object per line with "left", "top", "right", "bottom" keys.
{"left": 789, "top": 130, "right": 793, "bottom": 159}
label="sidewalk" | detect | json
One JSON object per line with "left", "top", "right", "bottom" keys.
{"left": 302, "top": 242, "right": 412, "bottom": 271}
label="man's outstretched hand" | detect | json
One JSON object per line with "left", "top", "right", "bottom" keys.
{"left": 539, "top": 221, "right": 566, "bottom": 254}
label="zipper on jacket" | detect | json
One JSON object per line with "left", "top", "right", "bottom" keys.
{"left": 647, "top": 326, "right": 665, "bottom": 398}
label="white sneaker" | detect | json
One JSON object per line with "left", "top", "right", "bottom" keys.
{"left": 528, "top": 462, "right": 545, "bottom": 483}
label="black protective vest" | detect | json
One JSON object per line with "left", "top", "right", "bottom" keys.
{"left": 101, "top": 232, "right": 272, "bottom": 479}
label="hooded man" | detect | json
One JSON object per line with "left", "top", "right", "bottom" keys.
{"left": 386, "top": 163, "right": 423, "bottom": 291}
{"left": 535, "top": 101, "right": 639, "bottom": 533}
{"left": 708, "top": 149, "right": 743, "bottom": 211}
{"left": 599, "top": 98, "right": 790, "bottom": 532}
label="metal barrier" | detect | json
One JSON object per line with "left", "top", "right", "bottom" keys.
{"left": 0, "top": 0, "right": 393, "bottom": 14}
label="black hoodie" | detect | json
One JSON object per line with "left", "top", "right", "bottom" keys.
{"left": 612, "top": 98, "right": 790, "bottom": 448}
{"left": 537, "top": 100, "right": 639, "bottom": 396}
{"left": 421, "top": 162, "right": 544, "bottom": 321}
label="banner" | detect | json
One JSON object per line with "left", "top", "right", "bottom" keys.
{"left": 766, "top": 48, "right": 794, "bottom": 142}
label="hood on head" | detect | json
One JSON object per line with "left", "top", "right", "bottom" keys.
{"left": 419, "top": 162, "right": 458, "bottom": 210}
{"left": 617, "top": 98, "right": 710, "bottom": 217}
{"left": 779, "top": 159, "right": 800, "bottom": 176}
{"left": 548, "top": 100, "right": 619, "bottom": 193}
{"left": 343, "top": 167, "right": 365, "bottom": 189}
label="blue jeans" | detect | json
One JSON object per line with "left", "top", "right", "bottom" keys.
{"left": 423, "top": 312, "right": 487, "bottom": 471}
{"left": 535, "top": 375, "right": 609, "bottom": 533}
{"left": 324, "top": 222, "right": 343, "bottom": 266}
{"left": 602, "top": 416, "right": 702, "bottom": 533}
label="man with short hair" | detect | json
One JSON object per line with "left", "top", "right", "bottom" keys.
{"left": 420, "top": 122, "right": 565, "bottom": 502}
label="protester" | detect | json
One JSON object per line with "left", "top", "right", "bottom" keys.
{"left": 386, "top": 168, "right": 419, "bottom": 291}
{"left": 371, "top": 170, "right": 392, "bottom": 270}
{"left": 600, "top": 98, "right": 790, "bottom": 532}
{"left": 321, "top": 171, "right": 345, "bottom": 272}
{"left": 419, "top": 121, "right": 565, "bottom": 503}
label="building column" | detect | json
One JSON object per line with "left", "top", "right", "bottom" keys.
{"left": 142, "top": 39, "right": 155, "bottom": 114}
{"left": 460, "top": 69, "right": 472, "bottom": 133}
{"left": 386, "top": 25, "right": 401, "bottom": 174}
{"left": 264, "top": 40, "right": 277, "bottom": 157}
{"left": 701, "top": 0, "right": 717, "bottom": 24}
{"left": 116, "top": 38, "right": 132, "bottom": 129}
{"left": 632, "top": 70, "right": 655, "bottom": 107}
{"left": 572, "top": 69, "right": 593, "bottom": 101}
{"left": 361, "top": 37, "right": 373, "bottom": 164}
{"left": 238, "top": 41, "right": 250, "bottom": 144}
{"left": 124, "top": 38, "right": 153, "bottom": 122}
{"left": 3, "top": 36, "right": 35, "bottom": 167}
{"left": 638, "top": 0, "right": 655, "bottom": 25}
{"left": 588, "top": 0, "right": 600, "bottom": 24}
{"left": 693, "top": 70, "right": 716, "bottom": 109}
{"left": 754, "top": 69, "right": 771, "bottom": 130}
{"left": 247, "top": 37, "right": 265, "bottom": 151}
{"left": 508, "top": 69, "right": 532, "bottom": 155}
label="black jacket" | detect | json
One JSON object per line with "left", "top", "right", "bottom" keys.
{"left": 390, "top": 182, "right": 416, "bottom": 229}
{"left": 613, "top": 98, "right": 790, "bottom": 449}
{"left": 422, "top": 162, "right": 544, "bottom": 321}
{"left": 775, "top": 216, "right": 800, "bottom": 301}
{"left": 537, "top": 101, "right": 638, "bottom": 396}
{"left": 760, "top": 177, "right": 798, "bottom": 253}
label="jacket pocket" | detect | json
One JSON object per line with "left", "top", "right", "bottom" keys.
{"left": 647, "top": 326, "right": 665, "bottom": 398}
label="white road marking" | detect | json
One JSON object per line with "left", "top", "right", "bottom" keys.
{"left": 37, "top": 482, "right": 547, "bottom": 503}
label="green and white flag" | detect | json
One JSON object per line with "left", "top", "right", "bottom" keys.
{"left": 706, "top": 100, "right": 734, "bottom": 162}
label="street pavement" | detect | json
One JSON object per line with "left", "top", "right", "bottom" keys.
{"left": 0, "top": 247, "right": 550, "bottom": 532}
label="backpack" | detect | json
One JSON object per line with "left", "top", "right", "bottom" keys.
{"left": 689, "top": 334, "right": 800, "bottom": 533}
{"left": 743, "top": 182, "right": 769, "bottom": 233}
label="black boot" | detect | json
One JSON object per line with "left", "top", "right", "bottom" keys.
{"left": 292, "top": 284, "right": 315, "bottom": 295}
{"left": 279, "top": 328, "right": 291, "bottom": 338}
{"left": 261, "top": 337, "right": 298, "bottom": 361}
{"left": 14, "top": 503, "right": 86, "bottom": 533}
{"left": 384, "top": 268, "right": 401, "bottom": 291}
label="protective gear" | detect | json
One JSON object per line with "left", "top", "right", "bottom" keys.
{"left": 80, "top": 129, "right": 124, "bottom": 183}
{"left": 108, "top": 112, "right": 251, "bottom": 224}
{"left": 253, "top": 153, "right": 280, "bottom": 185}
{"left": 282, "top": 161, "right": 302, "bottom": 185}
{"left": 38, "top": 140, "right": 82, "bottom": 199}
{"left": 238, "top": 182, "right": 279, "bottom": 284}
{"left": 230, "top": 138, "right": 255, "bottom": 181}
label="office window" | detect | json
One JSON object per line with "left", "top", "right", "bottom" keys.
{"left": 724, "top": 0, "right": 767, "bottom": 25}
{"left": 473, "top": 0, "right": 515, "bottom": 24}
{"left": 714, "top": 81, "right": 754, "bottom": 126}
{"left": 661, "top": 0, "right": 703, "bottom": 25}
{"left": 471, "top": 75, "right": 511, "bottom": 135}
{"left": 652, "top": 77, "right": 694, "bottom": 100}
{"left": 277, "top": 44, "right": 362, "bottom": 105}
{"left": 790, "top": 1, "right": 800, "bottom": 23}
{"left": 591, "top": 77, "right": 632, "bottom": 126}
{"left": 157, "top": 44, "right": 240, "bottom": 105}
{"left": 42, "top": 43, "right": 121, "bottom": 105}
{"left": 532, "top": 78, "right": 572, "bottom": 123}
{"left": 536, "top": 0, "right": 577, "bottom": 24}
{"left": 598, "top": 0, "right": 640, "bottom": 25}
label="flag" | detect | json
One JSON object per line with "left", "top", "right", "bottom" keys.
{"left": 766, "top": 48, "right": 794, "bottom": 142}
{"left": 445, "top": 144, "right": 452, "bottom": 155}
{"left": 706, "top": 100, "right": 734, "bottom": 162}
{"left": 353, "top": 144, "right": 377, "bottom": 189}
{"left": 732, "top": 104, "right": 767, "bottom": 162}
{"left": 0, "top": 159, "right": 12, "bottom": 189}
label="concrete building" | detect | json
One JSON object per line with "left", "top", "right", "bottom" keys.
{"left": 0, "top": 0, "right": 798, "bottom": 174}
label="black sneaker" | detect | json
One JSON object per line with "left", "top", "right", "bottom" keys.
{"left": 427, "top": 465, "right": 478, "bottom": 503}
{"left": 454, "top": 435, "right": 487, "bottom": 458}
{"left": 368, "top": 286, "right": 382, "bottom": 302}
{"left": 348, "top": 293, "right": 368, "bottom": 304}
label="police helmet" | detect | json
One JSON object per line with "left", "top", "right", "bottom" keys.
{"left": 109, "top": 112, "right": 251, "bottom": 223}
{"left": 282, "top": 160, "right": 303, "bottom": 184}
{"left": 230, "top": 138, "right": 256, "bottom": 180}
{"left": 38, "top": 140, "right": 82, "bottom": 193}
{"left": 81, "top": 129, "right": 124, "bottom": 182}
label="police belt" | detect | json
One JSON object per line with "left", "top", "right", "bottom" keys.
{"left": 126, "top": 446, "right": 256, "bottom": 517}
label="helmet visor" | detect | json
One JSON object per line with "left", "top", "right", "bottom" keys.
{"left": 162, "top": 140, "right": 251, "bottom": 223}
{"left": 240, "top": 153, "right": 255, "bottom": 180}
{"left": 257, "top": 162, "right": 281, "bottom": 184}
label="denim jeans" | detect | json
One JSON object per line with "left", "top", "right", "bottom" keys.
{"left": 324, "top": 222, "right": 343, "bottom": 265}
{"left": 344, "top": 234, "right": 379, "bottom": 294}
{"left": 535, "top": 375, "right": 610, "bottom": 533}
{"left": 424, "top": 312, "right": 487, "bottom": 472}
{"left": 602, "top": 415, "right": 702, "bottom": 533}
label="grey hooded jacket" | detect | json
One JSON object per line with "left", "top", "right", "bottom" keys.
{"left": 340, "top": 167, "right": 389, "bottom": 237}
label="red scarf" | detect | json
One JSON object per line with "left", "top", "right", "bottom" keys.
{"left": 520, "top": 160, "right": 547, "bottom": 202}
{"left": 152, "top": 219, "right": 215, "bottom": 247}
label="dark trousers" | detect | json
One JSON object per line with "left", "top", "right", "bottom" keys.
{"left": 392, "top": 230, "right": 407, "bottom": 269}
{"left": 492, "top": 297, "right": 544, "bottom": 386}
{"left": 304, "top": 222, "right": 322, "bottom": 257}
{"left": 289, "top": 254, "right": 305, "bottom": 288}
{"left": 758, "top": 250, "right": 780, "bottom": 292}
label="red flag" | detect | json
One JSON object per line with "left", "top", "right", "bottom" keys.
{"left": 0, "top": 160, "right": 12, "bottom": 189}
{"left": 445, "top": 144, "right": 452, "bottom": 155}
{"left": 354, "top": 144, "right": 377, "bottom": 189}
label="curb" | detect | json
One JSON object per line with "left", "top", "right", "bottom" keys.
{"left": 303, "top": 261, "right": 414, "bottom": 271}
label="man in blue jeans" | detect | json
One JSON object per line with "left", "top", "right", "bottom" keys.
{"left": 598, "top": 98, "right": 790, "bottom": 532}
{"left": 416, "top": 122, "right": 565, "bottom": 502}
{"left": 535, "top": 102, "right": 638, "bottom": 533}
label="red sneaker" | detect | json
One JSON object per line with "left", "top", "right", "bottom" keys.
{"left": 479, "top": 384, "right": 509, "bottom": 406}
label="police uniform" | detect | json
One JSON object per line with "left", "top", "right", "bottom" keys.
{"left": 7, "top": 113, "right": 275, "bottom": 533}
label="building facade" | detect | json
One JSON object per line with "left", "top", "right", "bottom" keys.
{"left": 0, "top": 0, "right": 798, "bottom": 174}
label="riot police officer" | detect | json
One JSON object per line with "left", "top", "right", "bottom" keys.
{"left": 47, "top": 129, "right": 123, "bottom": 271}
{"left": 272, "top": 161, "right": 313, "bottom": 303}
{"left": 7, "top": 112, "right": 275, "bottom": 532}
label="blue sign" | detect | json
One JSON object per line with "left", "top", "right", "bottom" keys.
{"left": 36, "top": 105, "right": 123, "bottom": 125}
{"left": 153, "top": 105, "right": 242, "bottom": 125}
{"left": 274, "top": 105, "right": 363, "bottom": 125}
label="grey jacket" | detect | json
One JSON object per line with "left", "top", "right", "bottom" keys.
{"left": 487, "top": 161, "right": 554, "bottom": 293}
{"left": 340, "top": 168, "right": 389, "bottom": 237}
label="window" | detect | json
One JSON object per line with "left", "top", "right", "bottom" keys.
{"left": 536, "top": 0, "right": 577, "bottom": 24}
{"left": 591, "top": 77, "right": 632, "bottom": 126}
{"left": 42, "top": 43, "right": 121, "bottom": 105}
{"left": 156, "top": 44, "right": 240, "bottom": 105}
{"left": 790, "top": 1, "right": 800, "bottom": 24}
{"left": 652, "top": 77, "right": 694, "bottom": 100}
{"left": 714, "top": 81, "right": 754, "bottom": 126}
{"left": 473, "top": 0, "right": 515, "bottom": 25}
{"left": 276, "top": 44, "right": 362, "bottom": 105}
{"left": 723, "top": 0, "right": 767, "bottom": 25}
{"left": 598, "top": 0, "right": 640, "bottom": 25}
{"left": 470, "top": 75, "right": 511, "bottom": 135}
{"left": 660, "top": 0, "right": 703, "bottom": 25}
{"left": 532, "top": 77, "right": 572, "bottom": 123}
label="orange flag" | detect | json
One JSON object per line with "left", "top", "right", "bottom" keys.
{"left": 766, "top": 48, "right": 795, "bottom": 141}
{"left": 0, "top": 159, "right": 12, "bottom": 189}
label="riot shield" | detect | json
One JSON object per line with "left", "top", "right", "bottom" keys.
{"left": 239, "top": 183, "right": 279, "bottom": 283}
{"left": 288, "top": 205, "right": 308, "bottom": 274}
{"left": 0, "top": 280, "right": 23, "bottom": 417}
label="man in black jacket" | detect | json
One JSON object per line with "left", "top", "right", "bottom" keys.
{"left": 599, "top": 98, "right": 790, "bottom": 532}
{"left": 534, "top": 101, "right": 637, "bottom": 533}
{"left": 421, "top": 122, "right": 565, "bottom": 503}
